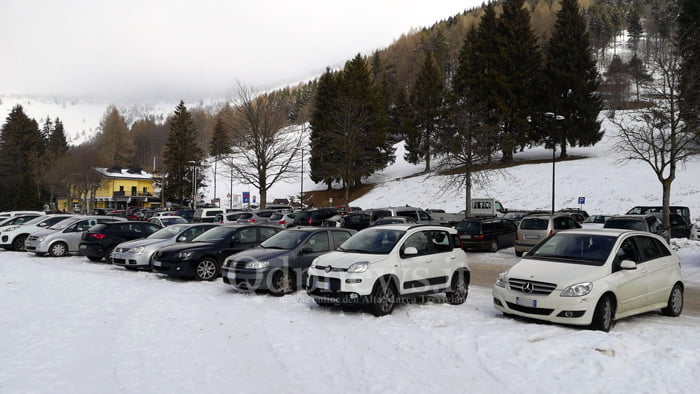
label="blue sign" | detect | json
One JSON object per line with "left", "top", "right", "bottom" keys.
{"left": 578, "top": 197, "right": 586, "bottom": 205}
{"left": 242, "top": 192, "right": 250, "bottom": 204}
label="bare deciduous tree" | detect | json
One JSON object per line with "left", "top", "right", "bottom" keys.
{"left": 224, "top": 84, "right": 303, "bottom": 209}
{"left": 610, "top": 38, "right": 698, "bottom": 235}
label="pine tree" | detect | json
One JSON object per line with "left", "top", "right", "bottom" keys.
{"left": 162, "top": 101, "right": 204, "bottom": 207}
{"left": 48, "top": 118, "right": 69, "bottom": 157}
{"left": 406, "top": 52, "right": 444, "bottom": 172}
{"left": 309, "top": 68, "right": 341, "bottom": 189}
{"left": 627, "top": 54, "right": 651, "bottom": 103}
{"left": 97, "top": 105, "right": 134, "bottom": 167}
{"left": 678, "top": 0, "right": 700, "bottom": 138}
{"left": 209, "top": 116, "right": 231, "bottom": 207}
{"left": 0, "top": 105, "right": 44, "bottom": 210}
{"left": 543, "top": 0, "right": 603, "bottom": 157}
{"left": 492, "top": 0, "right": 542, "bottom": 162}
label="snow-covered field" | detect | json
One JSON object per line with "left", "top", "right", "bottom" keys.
{"left": 1, "top": 248, "right": 700, "bottom": 394}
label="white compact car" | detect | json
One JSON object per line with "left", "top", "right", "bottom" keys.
{"left": 492, "top": 229, "right": 684, "bottom": 331}
{"left": 0, "top": 214, "right": 75, "bottom": 251}
{"left": 306, "top": 224, "right": 470, "bottom": 316}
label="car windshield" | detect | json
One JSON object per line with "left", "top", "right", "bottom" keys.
{"left": 604, "top": 219, "right": 646, "bottom": 231}
{"left": 48, "top": 218, "right": 80, "bottom": 230}
{"left": 22, "top": 215, "right": 53, "bottom": 226}
{"left": 147, "top": 224, "right": 189, "bottom": 239}
{"left": 191, "top": 226, "right": 236, "bottom": 242}
{"left": 529, "top": 233, "right": 616, "bottom": 265}
{"left": 455, "top": 220, "right": 482, "bottom": 234}
{"left": 338, "top": 229, "right": 405, "bottom": 254}
{"left": 584, "top": 215, "right": 609, "bottom": 224}
{"left": 260, "top": 231, "right": 311, "bottom": 249}
{"left": 161, "top": 217, "right": 186, "bottom": 226}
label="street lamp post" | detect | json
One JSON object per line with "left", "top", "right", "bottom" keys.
{"left": 300, "top": 147, "right": 304, "bottom": 209}
{"left": 187, "top": 160, "right": 196, "bottom": 209}
{"left": 544, "top": 112, "right": 565, "bottom": 214}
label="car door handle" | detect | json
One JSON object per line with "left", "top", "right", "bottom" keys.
{"left": 425, "top": 259, "right": 433, "bottom": 263}
{"left": 449, "top": 255, "right": 457, "bottom": 260}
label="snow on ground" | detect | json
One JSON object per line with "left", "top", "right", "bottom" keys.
{"left": 1, "top": 251, "right": 700, "bottom": 394}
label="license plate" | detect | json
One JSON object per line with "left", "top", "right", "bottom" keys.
{"left": 315, "top": 279, "right": 331, "bottom": 290}
{"left": 462, "top": 235, "right": 471, "bottom": 239}
{"left": 524, "top": 234, "right": 540, "bottom": 240}
{"left": 516, "top": 297, "right": 537, "bottom": 307}
{"left": 152, "top": 260, "right": 162, "bottom": 267}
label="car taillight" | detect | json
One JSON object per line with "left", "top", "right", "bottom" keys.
{"left": 89, "top": 233, "right": 106, "bottom": 240}
{"left": 279, "top": 220, "right": 286, "bottom": 225}
{"left": 474, "top": 235, "right": 485, "bottom": 240}
{"left": 308, "top": 218, "right": 312, "bottom": 225}
{"left": 515, "top": 234, "right": 519, "bottom": 240}
{"left": 248, "top": 219, "right": 256, "bottom": 223}
{"left": 549, "top": 230, "right": 554, "bottom": 236}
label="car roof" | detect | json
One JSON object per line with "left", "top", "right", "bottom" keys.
{"left": 368, "top": 224, "right": 457, "bottom": 232}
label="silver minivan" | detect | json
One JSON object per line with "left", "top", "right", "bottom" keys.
{"left": 25, "top": 215, "right": 126, "bottom": 257}
{"left": 514, "top": 214, "right": 580, "bottom": 257}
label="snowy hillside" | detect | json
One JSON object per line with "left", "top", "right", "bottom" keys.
{"left": 206, "top": 113, "right": 699, "bottom": 221}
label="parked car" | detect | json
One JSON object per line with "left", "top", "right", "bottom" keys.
{"left": 514, "top": 214, "right": 581, "bottom": 257}
{"left": 192, "top": 208, "right": 224, "bottom": 223}
{"left": 151, "top": 225, "right": 280, "bottom": 280}
{"left": 581, "top": 214, "right": 614, "bottom": 229}
{"left": 340, "top": 212, "right": 371, "bottom": 231}
{"left": 0, "top": 210, "right": 45, "bottom": 218}
{"left": 293, "top": 208, "right": 343, "bottom": 227}
{"left": 147, "top": 215, "right": 189, "bottom": 227}
{"left": 78, "top": 221, "right": 163, "bottom": 262}
{"left": 25, "top": 215, "right": 126, "bottom": 257}
{"left": 365, "top": 206, "right": 439, "bottom": 225}
{"left": 268, "top": 212, "right": 295, "bottom": 228}
{"left": 235, "top": 210, "right": 276, "bottom": 225}
{"left": 626, "top": 205, "right": 691, "bottom": 229}
{"left": 371, "top": 216, "right": 417, "bottom": 226}
{"left": 111, "top": 223, "right": 219, "bottom": 270}
{"left": 214, "top": 211, "right": 247, "bottom": 224}
{"left": 493, "top": 229, "right": 684, "bottom": 331}
{"left": 652, "top": 213, "right": 692, "bottom": 238}
{"left": 0, "top": 214, "right": 75, "bottom": 251}
{"left": 222, "top": 227, "right": 356, "bottom": 296}
{"left": 603, "top": 214, "right": 668, "bottom": 238}
{"left": 0, "top": 214, "right": 42, "bottom": 228}
{"left": 306, "top": 224, "right": 469, "bottom": 316}
{"left": 455, "top": 217, "right": 517, "bottom": 252}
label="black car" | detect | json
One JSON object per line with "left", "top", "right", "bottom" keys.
{"left": 222, "top": 227, "right": 356, "bottom": 296}
{"left": 293, "top": 208, "right": 342, "bottom": 226}
{"left": 151, "top": 225, "right": 280, "bottom": 281}
{"left": 340, "top": 213, "right": 371, "bottom": 231}
{"left": 455, "top": 217, "right": 517, "bottom": 252}
{"left": 603, "top": 214, "right": 669, "bottom": 238}
{"left": 79, "top": 221, "right": 163, "bottom": 262}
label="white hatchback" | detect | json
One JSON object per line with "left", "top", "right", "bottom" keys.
{"left": 307, "top": 224, "right": 470, "bottom": 316}
{"left": 493, "top": 229, "right": 684, "bottom": 331}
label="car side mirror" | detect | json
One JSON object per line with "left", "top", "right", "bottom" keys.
{"left": 177, "top": 236, "right": 187, "bottom": 242}
{"left": 620, "top": 260, "right": 637, "bottom": 270}
{"left": 403, "top": 246, "right": 418, "bottom": 255}
{"left": 301, "top": 247, "right": 313, "bottom": 254}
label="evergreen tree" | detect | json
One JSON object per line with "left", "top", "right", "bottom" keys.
{"left": 543, "top": 0, "right": 603, "bottom": 157}
{"left": 48, "top": 118, "right": 69, "bottom": 157}
{"left": 209, "top": 116, "right": 231, "bottom": 206}
{"left": 97, "top": 105, "right": 134, "bottom": 167}
{"left": 406, "top": 52, "right": 444, "bottom": 172}
{"left": 627, "top": 10, "right": 644, "bottom": 54}
{"left": 162, "top": 101, "right": 204, "bottom": 207}
{"left": 492, "top": 0, "right": 542, "bottom": 161}
{"left": 0, "top": 105, "right": 44, "bottom": 210}
{"left": 678, "top": 0, "right": 700, "bottom": 138}
{"left": 309, "top": 68, "right": 341, "bottom": 189}
{"left": 627, "top": 54, "right": 651, "bottom": 102}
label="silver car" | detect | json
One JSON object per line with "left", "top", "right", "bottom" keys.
{"left": 111, "top": 223, "right": 219, "bottom": 270}
{"left": 25, "top": 216, "right": 126, "bottom": 257}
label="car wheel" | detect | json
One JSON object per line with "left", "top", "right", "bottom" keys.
{"left": 446, "top": 271, "right": 468, "bottom": 305}
{"left": 12, "top": 235, "right": 28, "bottom": 252}
{"left": 489, "top": 239, "right": 499, "bottom": 252}
{"left": 661, "top": 283, "right": 684, "bottom": 317}
{"left": 194, "top": 258, "right": 218, "bottom": 281}
{"left": 591, "top": 294, "right": 615, "bottom": 332}
{"left": 104, "top": 246, "right": 116, "bottom": 263}
{"left": 49, "top": 242, "right": 68, "bottom": 257}
{"left": 269, "top": 269, "right": 295, "bottom": 297}
{"left": 367, "top": 279, "right": 397, "bottom": 317}
{"left": 515, "top": 250, "right": 524, "bottom": 257}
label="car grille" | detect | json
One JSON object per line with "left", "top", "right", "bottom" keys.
{"left": 506, "top": 302, "right": 554, "bottom": 316}
{"left": 233, "top": 260, "right": 248, "bottom": 270}
{"left": 313, "top": 264, "right": 347, "bottom": 273}
{"left": 507, "top": 278, "right": 557, "bottom": 296}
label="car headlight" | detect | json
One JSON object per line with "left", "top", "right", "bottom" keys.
{"left": 347, "top": 262, "right": 369, "bottom": 273}
{"left": 245, "top": 260, "right": 270, "bottom": 270}
{"left": 561, "top": 282, "right": 593, "bottom": 297}
{"left": 495, "top": 272, "right": 507, "bottom": 288}
{"left": 132, "top": 246, "right": 145, "bottom": 254}
{"left": 178, "top": 251, "right": 194, "bottom": 260}
{"left": 35, "top": 236, "right": 45, "bottom": 242}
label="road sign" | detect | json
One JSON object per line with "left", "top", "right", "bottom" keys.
{"left": 242, "top": 192, "right": 250, "bottom": 204}
{"left": 578, "top": 197, "right": 586, "bottom": 204}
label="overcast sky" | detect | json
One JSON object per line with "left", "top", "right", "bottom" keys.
{"left": 1, "top": 0, "right": 483, "bottom": 101}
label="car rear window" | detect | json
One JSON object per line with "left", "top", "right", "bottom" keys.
{"left": 456, "top": 221, "right": 482, "bottom": 234}
{"left": 604, "top": 219, "right": 646, "bottom": 231}
{"left": 520, "top": 218, "right": 549, "bottom": 230}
